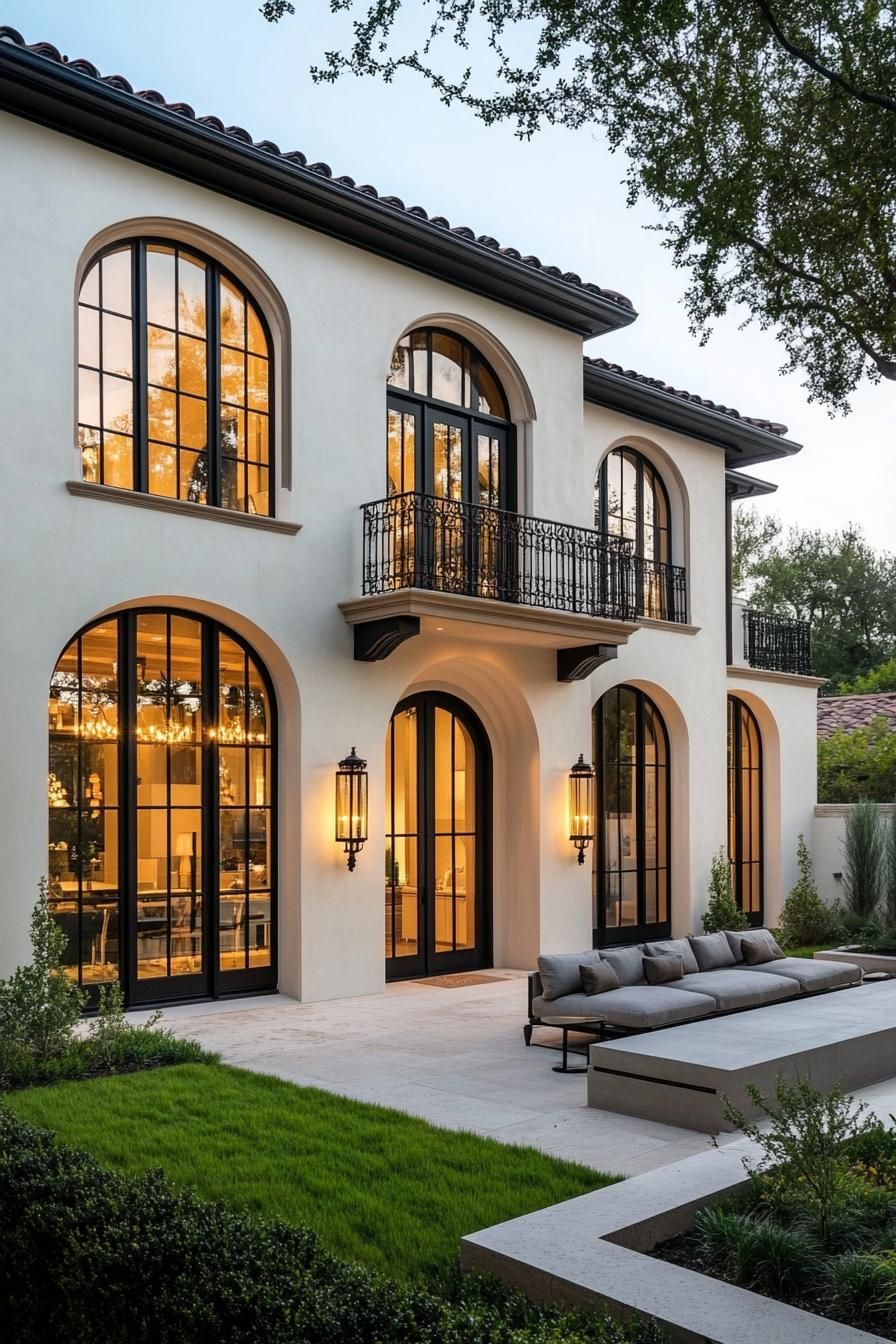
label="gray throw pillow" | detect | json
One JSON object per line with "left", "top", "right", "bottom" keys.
{"left": 598, "top": 944, "right": 647, "bottom": 987}
{"left": 642, "top": 953, "right": 684, "bottom": 985}
{"left": 689, "top": 931, "right": 736, "bottom": 971}
{"left": 742, "top": 935, "right": 785, "bottom": 965}
{"left": 727, "top": 928, "right": 783, "bottom": 964}
{"left": 537, "top": 950, "right": 603, "bottom": 1001}
{"left": 644, "top": 937, "right": 699, "bottom": 975}
{"left": 580, "top": 961, "right": 620, "bottom": 995}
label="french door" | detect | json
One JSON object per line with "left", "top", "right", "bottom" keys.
{"left": 48, "top": 609, "right": 277, "bottom": 1007}
{"left": 384, "top": 693, "right": 491, "bottom": 980}
{"left": 386, "top": 393, "right": 513, "bottom": 598}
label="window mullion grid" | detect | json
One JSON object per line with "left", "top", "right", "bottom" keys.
{"left": 133, "top": 243, "right": 149, "bottom": 494}
{"left": 635, "top": 692, "right": 646, "bottom": 932}
{"left": 207, "top": 266, "right": 221, "bottom": 509}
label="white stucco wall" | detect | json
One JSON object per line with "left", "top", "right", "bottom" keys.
{"left": 0, "top": 110, "right": 821, "bottom": 1000}
{"left": 814, "top": 804, "right": 896, "bottom": 908}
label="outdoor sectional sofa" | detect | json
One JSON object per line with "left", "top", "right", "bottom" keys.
{"left": 525, "top": 930, "right": 862, "bottom": 1044}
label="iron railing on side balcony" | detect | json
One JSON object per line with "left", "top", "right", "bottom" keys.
{"left": 361, "top": 492, "right": 688, "bottom": 624}
{"left": 743, "top": 608, "right": 812, "bottom": 675}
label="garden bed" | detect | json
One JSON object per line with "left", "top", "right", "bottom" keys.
{"left": 647, "top": 1082, "right": 896, "bottom": 1338}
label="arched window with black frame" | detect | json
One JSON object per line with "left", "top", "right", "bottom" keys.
{"left": 385, "top": 327, "right": 516, "bottom": 597}
{"left": 727, "top": 696, "right": 763, "bottom": 925}
{"left": 593, "top": 685, "right": 670, "bottom": 945}
{"left": 77, "top": 240, "right": 273, "bottom": 515}
{"left": 594, "top": 447, "right": 675, "bottom": 619}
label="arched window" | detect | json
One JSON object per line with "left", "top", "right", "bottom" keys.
{"left": 48, "top": 609, "right": 276, "bottom": 1005}
{"left": 386, "top": 327, "right": 514, "bottom": 509}
{"left": 595, "top": 448, "right": 679, "bottom": 620}
{"left": 593, "top": 685, "right": 670, "bottom": 945}
{"left": 78, "top": 241, "right": 273, "bottom": 515}
{"left": 727, "top": 696, "right": 763, "bottom": 924}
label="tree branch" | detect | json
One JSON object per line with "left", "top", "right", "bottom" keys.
{"left": 754, "top": 0, "right": 896, "bottom": 113}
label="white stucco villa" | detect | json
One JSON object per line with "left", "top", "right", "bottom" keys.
{"left": 0, "top": 27, "right": 824, "bottom": 1008}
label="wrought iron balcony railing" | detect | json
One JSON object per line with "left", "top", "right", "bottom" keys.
{"left": 361, "top": 492, "right": 688, "bottom": 624}
{"left": 743, "top": 608, "right": 812, "bottom": 675}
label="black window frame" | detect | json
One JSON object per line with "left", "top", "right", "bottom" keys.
{"left": 386, "top": 327, "right": 517, "bottom": 512}
{"left": 78, "top": 238, "right": 276, "bottom": 517}
{"left": 594, "top": 446, "right": 672, "bottom": 564}
{"left": 593, "top": 684, "right": 671, "bottom": 947}
{"left": 727, "top": 695, "right": 764, "bottom": 926}
{"left": 48, "top": 607, "right": 278, "bottom": 1009}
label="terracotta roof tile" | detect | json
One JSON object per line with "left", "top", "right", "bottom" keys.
{"left": 0, "top": 25, "right": 633, "bottom": 314}
{"left": 817, "top": 693, "right": 896, "bottom": 739}
{"left": 584, "top": 355, "right": 789, "bottom": 437}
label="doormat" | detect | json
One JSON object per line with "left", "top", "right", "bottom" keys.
{"left": 415, "top": 973, "right": 505, "bottom": 989}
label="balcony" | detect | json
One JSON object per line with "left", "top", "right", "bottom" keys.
{"left": 341, "top": 492, "right": 687, "bottom": 675}
{"left": 741, "top": 608, "right": 812, "bottom": 676}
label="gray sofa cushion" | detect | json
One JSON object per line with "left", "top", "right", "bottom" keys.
{"left": 725, "top": 928, "right": 782, "bottom": 964}
{"left": 580, "top": 961, "right": 619, "bottom": 995}
{"left": 690, "top": 931, "right": 736, "bottom": 971}
{"left": 537, "top": 950, "right": 603, "bottom": 1000}
{"left": 643, "top": 953, "right": 684, "bottom": 985}
{"left": 532, "top": 985, "right": 715, "bottom": 1030}
{"left": 668, "top": 969, "right": 798, "bottom": 1010}
{"left": 644, "top": 937, "right": 699, "bottom": 975}
{"left": 738, "top": 957, "right": 861, "bottom": 991}
{"left": 599, "top": 945, "right": 646, "bottom": 987}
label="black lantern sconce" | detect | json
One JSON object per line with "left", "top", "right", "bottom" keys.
{"left": 335, "top": 747, "right": 368, "bottom": 871}
{"left": 568, "top": 754, "right": 595, "bottom": 865}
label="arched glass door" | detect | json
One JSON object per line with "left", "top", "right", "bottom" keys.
{"left": 593, "top": 685, "right": 670, "bottom": 945}
{"left": 386, "top": 328, "right": 515, "bottom": 598}
{"left": 728, "top": 696, "right": 763, "bottom": 925}
{"left": 384, "top": 693, "right": 491, "bottom": 980}
{"left": 48, "top": 609, "right": 276, "bottom": 1005}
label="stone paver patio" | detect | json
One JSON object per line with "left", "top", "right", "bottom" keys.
{"left": 136, "top": 972, "right": 739, "bottom": 1174}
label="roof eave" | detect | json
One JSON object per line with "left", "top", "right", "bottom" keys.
{"left": 583, "top": 364, "right": 802, "bottom": 466}
{"left": 0, "top": 40, "right": 637, "bottom": 340}
{"left": 725, "top": 469, "right": 778, "bottom": 500}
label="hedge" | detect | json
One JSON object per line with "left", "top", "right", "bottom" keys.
{"left": 0, "top": 1107, "right": 660, "bottom": 1344}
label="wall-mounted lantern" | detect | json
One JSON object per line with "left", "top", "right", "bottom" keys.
{"left": 336, "top": 747, "right": 368, "bottom": 871}
{"left": 568, "top": 754, "right": 595, "bottom": 865}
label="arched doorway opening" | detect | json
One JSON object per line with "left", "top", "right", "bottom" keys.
{"left": 384, "top": 692, "right": 492, "bottom": 980}
{"left": 593, "top": 684, "right": 671, "bottom": 945}
{"left": 48, "top": 608, "right": 277, "bottom": 1005}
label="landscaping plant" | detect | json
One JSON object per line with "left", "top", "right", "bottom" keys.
{"left": 842, "top": 800, "right": 885, "bottom": 927}
{"left": 0, "top": 882, "right": 213, "bottom": 1090}
{"left": 701, "top": 848, "right": 747, "bottom": 934}
{"left": 0, "top": 878, "right": 85, "bottom": 1077}
{"left": 884, "top": 812, "right": 896, "bottom": 941}
{"left": 0, "top": 1106, "right": 662, "bottom": 1344}
{"left": 776, "top": 835, "right": 841, "bottom": 950}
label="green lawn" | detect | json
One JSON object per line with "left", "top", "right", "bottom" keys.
{"left": 787, "top": 944, "right": 828, "bottom": 958}
{"left": 9, "top": 1062, "right": 615, "bottom": 1282}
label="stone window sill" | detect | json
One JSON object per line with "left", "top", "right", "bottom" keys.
{"left": 66, "top": 481, "right": 302, "bottom": 535}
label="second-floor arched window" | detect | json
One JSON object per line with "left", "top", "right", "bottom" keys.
{"left": 78, "top": 240, "right": 273, "bottom": 516}
{"left": 386, "top": 327, "right": 515, "bottom": 511}
{"left": 594, "top": 446, "right": 670, "bottom": 565}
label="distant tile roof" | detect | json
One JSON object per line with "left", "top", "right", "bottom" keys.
{"left": 817, "top": 693, "right": 896, "bottom": 739}
{"left": 0, "top": 25, "right": 633, "bottom": 315}
{"left": 584, "top": 356, "right": 789, "bottom": 437}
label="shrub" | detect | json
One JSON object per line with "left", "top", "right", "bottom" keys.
{"left": 883, "top": 812, "right": 896, "bottom": 940}
{"left": 818, "top": 718, "right": 896, "bottom": 804}
{"left": 0, "top": 879, "right": 85, "bottom": 1076}
{"left": 701, "top": 849, "right": 747, "bottom": 934}
{"left": 0, "top": 1107, "right": 658, "bottom": 1344}
{"left": 827, "top": 1253, "right": 896, "bottom": 1324}
{"left": 842, "top": 800, "right": 885, "bottom": 924}
{"left": 777, "top": 836, "right": 841, "bottom": 949}
{"left": 695, "top": 1205, "right": 819, "bottom": 1296}
{"left": 724, "top": 1078, "right": 878, "bottom": 1247}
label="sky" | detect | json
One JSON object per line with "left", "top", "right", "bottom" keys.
{"left": 5, "top": 0, "right": 894, "bottom": 549}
